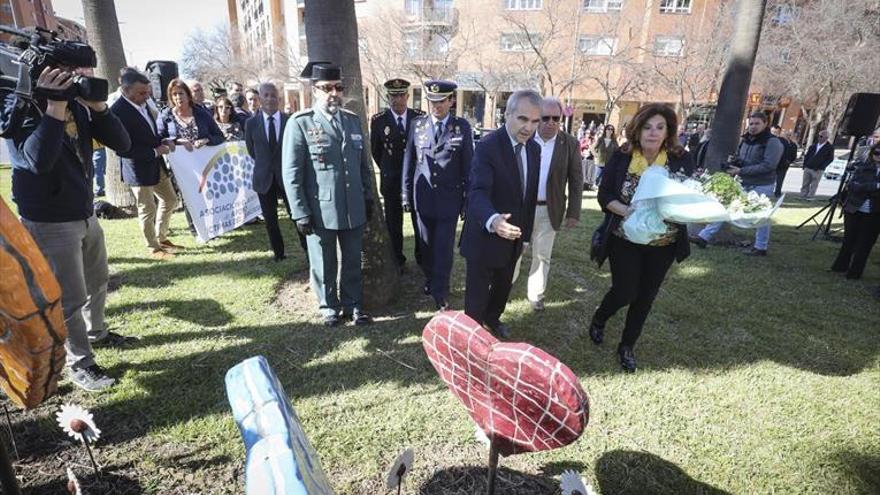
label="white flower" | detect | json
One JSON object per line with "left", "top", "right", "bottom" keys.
{"left": 385, "top": 447, "right": 414, "bottom": 489}
{"left": 56, "top": 404, "right": 101, "bottom": 443}
{"left": 560, "top": 470, "right": 596, "bottom": 495}
{"left": 66, "top": 467, "right": 82, "bottom": 495}
{"left": 474, "top": 426, "right": 490, "bottom": 448}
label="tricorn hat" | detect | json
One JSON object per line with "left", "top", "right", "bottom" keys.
{"left": 424, "top": 79, "right": 456, "bottom": 102}
{"left": 384, "top": 78, "right": 411, "bottom": 95}
{"left": 300, "top": 61, "right": 342, "bottom": 81}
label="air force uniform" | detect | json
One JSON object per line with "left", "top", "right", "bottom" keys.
{"left": 370, "top": 78, "right": 424, "bottom": 267}
{"left": 402, "top": 80, "right": 473, "bottom": 309}
{"left": 282, "top": 62, "right": 373, "bottom": 324}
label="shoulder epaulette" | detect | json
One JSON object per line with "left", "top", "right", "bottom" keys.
{"left": 370, "top": 111, "right": 385, "bottom": 121}
{"left": 293, "top": 108, "right": 315, "bottom": 119}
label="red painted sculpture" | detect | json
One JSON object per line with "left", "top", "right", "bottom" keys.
{"left": 422, "top": 311, "right": 589, "bottom": 457}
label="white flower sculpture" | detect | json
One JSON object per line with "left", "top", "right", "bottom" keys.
{"left": 385, "top": 447, "right": 414, "bottom": 489}
{"left": 474, "top": 426, "right": 490, "bottom": 448}
{"left": 560, "top": 470, "right": 596, "bottom": 495}
{"left": 56, "top": 404, "right": 101, "bottom": 443}
{"left": 66, "top": 467, "right": 83, "bottom": 495}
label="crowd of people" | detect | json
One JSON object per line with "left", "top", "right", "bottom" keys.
{"left": 4, "top": 55, "right": 879, "bottom": 394}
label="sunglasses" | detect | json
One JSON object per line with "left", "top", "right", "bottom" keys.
{"left": 315, "top": 83, "right": 345, "bottom": 93}
{"left": 541, "top": 115, "right": 561, "bottom": 122}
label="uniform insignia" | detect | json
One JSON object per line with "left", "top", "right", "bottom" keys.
{"left": 430, "top": 83, "right": 440, "bottom": 93}
{"left": 384, "top": 126, "right": 390, "bottom": 136}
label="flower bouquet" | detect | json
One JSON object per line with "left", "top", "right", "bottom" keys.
{"left": 623, "top": 166, "right": 783, "bottom": 245}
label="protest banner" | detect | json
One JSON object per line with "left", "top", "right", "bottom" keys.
{"left": 165, "top": 142, "right": 262, "bottom": 243}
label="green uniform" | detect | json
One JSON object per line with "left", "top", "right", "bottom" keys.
{"left": 282, "top": 106, "right": 373, "bottom": 317}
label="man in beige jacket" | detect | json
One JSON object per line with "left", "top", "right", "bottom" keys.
{"left": 515, "top": 96, "right": 583, "bottom": 311}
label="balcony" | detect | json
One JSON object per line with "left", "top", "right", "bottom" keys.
{"left": 406, "top": 7, "right": 459, "bottom": 31}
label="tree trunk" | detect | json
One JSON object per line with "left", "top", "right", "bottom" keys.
{"left": 705, "top": 0, "right": 768, "bottom": 171}
{"left": 304, "top": 0, "right": 399, "bottom": 309}
{"left": 81, "top": 0, "right": 135, "bottom": 208}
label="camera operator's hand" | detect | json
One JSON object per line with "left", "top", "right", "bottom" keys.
{"left": 37, "top": 67, "right": 74, "bottom": 120}
{"left": 155, "top": 144, "right": 172, "bottom": 156}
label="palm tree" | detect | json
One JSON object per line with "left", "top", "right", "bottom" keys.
{"left": 81, "top": 0, "right": 135, "bottom": 208}
{"left": 704, "top": 0, "right": 768, "bottom": 171}
{"left": 304, "top": 0, "right": 399, "bottom": 307}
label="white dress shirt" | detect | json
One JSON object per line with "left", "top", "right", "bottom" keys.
{"left": 430, "top": 113, "right": 450, "bottom": 140}
{"left": 122, "top": 95, "right": 156, "bottom": 134}
{"left": 533, "top": 132, "right": 557, "bottom": 202}
{"left": 391, "top": 108, "right": 407, "bottom": 134}
{"left": 262, "top": 110, "right": 281, "bottom": 143}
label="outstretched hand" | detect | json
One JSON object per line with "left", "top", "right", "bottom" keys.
{"left": 492, "top": 213, "right": 522, "bottom": 241}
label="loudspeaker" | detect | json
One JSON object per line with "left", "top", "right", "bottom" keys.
{"left": 838, "top": 93, "right": 880, "bottom": 137}
{"left": 144, "top": 60, "right": 179, "bottom": 103}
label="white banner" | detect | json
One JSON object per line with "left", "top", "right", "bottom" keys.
{"left": 165, "top": 141, "right": 261, "bottom": 243}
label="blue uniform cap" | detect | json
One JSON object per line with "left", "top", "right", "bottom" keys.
{"left": 424, "top": 80, "right": 457, "bottom": 102}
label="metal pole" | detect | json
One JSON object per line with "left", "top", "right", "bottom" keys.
{"left": 486, "top": 442, "right": 500, "bottom": 495}
{"left": 0, "top": 437, "right": 21, "bottom": 495}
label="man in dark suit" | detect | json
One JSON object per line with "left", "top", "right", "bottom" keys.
{"left": 245, "top": 82, "right": 306, "bottom": 262}
{"left": 402, "top": 80, "right": 473, "bottom": 310}
{"left": 111, "top": 69, "right": 180, "bottom": 260}
{"left": 513, "top": 96, "right": 583, "bottom": 311}
{"left": 800, "top": 129, "right": 834, "bottom": 199}
{"left": 370, "top": 78, "right": 423, "bottom": 270}
{"left": 460, "top": 90, "right": 543, "bottom": 338}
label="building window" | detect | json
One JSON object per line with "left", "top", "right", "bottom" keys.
{"left": 654, "top": 36, "right": 684, "bottom": 56}
{"left": 505, "top": 0, "right": 543, "bottom": 10}
{"left": 404, "top": 32, "right": 420, "bottom": 57}
{"left": 583, "top": 0, "right": 623, "bottom": 13}
{"left": 659, "top": 0, "right": 691, "bottom": 14}
{"left": 405, "top": 0, "right": 422, "bottom": 16}
{"left": 578, "top": 36, "right": 617, "bottom": 56}
{"left": 500, "top": 32, "right": 539, "bottom": 52}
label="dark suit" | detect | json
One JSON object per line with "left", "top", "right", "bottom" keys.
{"left": 111, "top": 97, "right": 164, "bottom": 187}
{"left": 460, "top": 128, "right": 540, "bottom": 328}
{"left": 803, "top": 141, "right": 834, "bottom": 170}
{"left": 245, "top": 111, "right": 306, "bottom": 259}
{"left": 402, "top": 113, "right": 473, "bottom": 305}
{"left": 370, "top": 107, "right": 423, "bottom": 265}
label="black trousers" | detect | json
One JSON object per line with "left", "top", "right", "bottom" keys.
{"left": 832, "top": 211, "right": 880, "bottom": 279}
{"left": 465, "top": 256, "right": 517, "bottom": 328}
{"left": 380, "top": 174, "right": 407, "bottom": 265}
{"left": 257, "top": 181, "right": 306, "bottom": 258}
{"left": 594, "top": 235, "right": 676, "bottom": 348}
{"left": 417, "top": 214, "right": 457, "bottom": 304}
{"left": 775, "top": 164, "right": 790, "bottom": 197}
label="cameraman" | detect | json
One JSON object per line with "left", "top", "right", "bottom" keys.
{"left": 690, "top": 112, "right": 783, "bottom": 256}
{"left": 4, "top": 65, "right": 132, "bottom": 392}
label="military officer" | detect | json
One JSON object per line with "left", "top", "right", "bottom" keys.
{"left": 282, "top": 61, "right": 374, "bottom": 327}
{"left": 402, "top": 80, "right": 473, "bottom": 310}
{"left": 369, "top": 78, "right": 424, "bottom": 271}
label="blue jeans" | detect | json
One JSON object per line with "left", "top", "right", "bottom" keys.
{"left": 93, "top": 148, "right": 106, "bottom": 194}
{"left": 699, "top": 183, "right": 774, "bottom": 250}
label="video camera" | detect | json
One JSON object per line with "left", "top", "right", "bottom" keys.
{"left": 0, "top": 24, "right": 108, "bottom": 103}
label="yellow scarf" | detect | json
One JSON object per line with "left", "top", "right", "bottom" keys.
{"left": 628, "top": 149, "right": 668, "bottom": 176}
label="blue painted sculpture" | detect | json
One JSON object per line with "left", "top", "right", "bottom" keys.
{"left": 225, "top": 356, "right": 334, "bottom": 495}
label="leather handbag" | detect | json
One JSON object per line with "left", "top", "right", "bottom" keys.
{"left": 590, "top": 215, "right": 612, "bottom": 267}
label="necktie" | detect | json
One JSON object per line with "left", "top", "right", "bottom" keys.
{"left": 267, "top": 115, "right": 277, "bottom": 149}
{"left": 397, "top": 116, "right": 405, "bottom": 135}
{"left": 515, "top": 143, "right": 526, "bottom": 199}
{"left": 330, "top": 115, "right": 343, "bottom": 140}
{"left": 434, "top": 120, "right": 443, "bottom": 144}
{"left": 142, "top": 106, "right": 156, "bottom": 135}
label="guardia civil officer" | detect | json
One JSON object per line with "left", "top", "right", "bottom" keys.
{"left": 369, "top": 78, "right": 424, "bottom": 271}
{"left": 402, "top": 80, "right": 474, "bottom": 310}
{"left": 282, "top": 62, "right": 374, "bottom": 327}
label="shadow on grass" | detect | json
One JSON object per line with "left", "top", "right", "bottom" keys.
{"left": 832, "top": 451, "right": 880, "bottom": 494}
{"left": 19, "top": 462, "right": 143, "bottom": 495}
{"left": 595, "top": 450, "right": 731, "bottom": 495}
{"left": 418, "top": 464, "right": 557, "bottom": 494}
{"left": 107, "top": 298, "right": 235, "bottom": 327}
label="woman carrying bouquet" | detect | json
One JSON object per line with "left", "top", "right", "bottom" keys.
{"left": 831, "top": 142, "right": 880, "bottom": 279}
{"left": 589, "top": 104, "right": 695, "bottom": 372}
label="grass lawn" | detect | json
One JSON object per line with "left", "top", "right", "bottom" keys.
{"left": 2, "top": 164, "right": 879, "bottom": 494}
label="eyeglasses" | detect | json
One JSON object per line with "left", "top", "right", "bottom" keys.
{"left": 315, "top": 83, "right": 345, "bottom": 93}
{"left": 541, "top": 115, "right": 561, "bottom": 122}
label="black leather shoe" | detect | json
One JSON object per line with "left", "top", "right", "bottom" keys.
{"left": 323, "top": 314, "right": 340, "bottom": 327}
{"left": 688, "top": 235, "right": 707, "bottom": 249}
{"left": 588, "top": 319, "right": 604, "bottom": 345}
{"left": 352, "top": 310, "right": 372, "bottom": 326}
{"left": 487, "top": 322, "right": 511, "bottom": 339}
{"left": 273, "top": 254, "right": 287, "bottom": 262}
{"left": 617, "top": 344, "right": 636, "bottom": 373}
{"left": 743, "top": 247, "right": 767, "bottom": 256}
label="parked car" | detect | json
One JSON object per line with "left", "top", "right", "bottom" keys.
{"left": 824, "top": 151, "right": 852, "bottom": 180}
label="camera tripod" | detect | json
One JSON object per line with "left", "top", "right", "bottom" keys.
{"left": 796, "top": 136, "right": 862, "bottom": 240}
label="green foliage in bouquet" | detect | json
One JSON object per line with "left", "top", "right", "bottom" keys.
{"left": 701, "top": 172, "right": 745, "bottom": 206}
